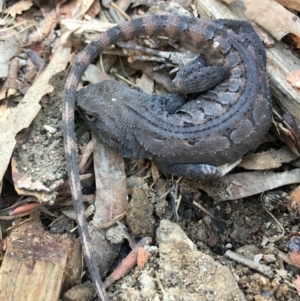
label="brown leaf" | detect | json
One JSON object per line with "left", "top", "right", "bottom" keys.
{"left": 291, "top": 34, "right": 300, "bottom": 49}
{"left": 287, "top": 185, "right": 300, "bottom": 213}
{"left": 276, "top": 0, "right": 300, "bottom": 11}
{"left": 57, "top": 0, "right": 96, "bottom": 19}
{"left": 4, "top": 0, "right": 33, "bottom": 17}
{"left": 151, "top": 162, "right": 160, "bottom": 183}
{"left": 240, "top": 146, "right": 297, "bottom": 170}
{"left": 287, "top": 70, "right": 300, "bottom": 92}
{"left": 91, "top": 135, "right": 128, "bottom": 274}
{"left": 86, "top": 0, "right": 101, "bottom": 18}
{"left": 0, "top": 45, "right": 70, "bottom": 184}
{"left": 41, "top": 9, "right": 59, "bottom": 38}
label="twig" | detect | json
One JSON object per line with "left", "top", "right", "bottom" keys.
{"left": 110, "top": 2, "right": 131, "bottom": 21}
{"left": 225, "top": 250, "right": 274, "bottom": 278}
{"left": 261, "top": 194, "right": 285, "bottom": 242}
{"left": 192, "top": 201, "right": 225, "bottom": 223}
{"left": 97, "top": 212, "right": 127, "bottom": 229}
{"left": 103, "top": 236, "right": 152, "bottom": 289}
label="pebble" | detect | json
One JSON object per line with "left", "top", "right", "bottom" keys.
{"left": 43, "top": 125, "right": 57, "bottom": 134}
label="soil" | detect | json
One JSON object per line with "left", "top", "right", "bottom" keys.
{"left": 103, "top": 171, "right": 299, "bottom": 301}
{"left": 11, "top": 62, "right": 300, "bottom": 301}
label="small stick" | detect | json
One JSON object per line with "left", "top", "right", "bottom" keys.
{"left": 225, "top": 250, "right": 274, "bottom": 278}
{"left": 103, "top": 236, "right": 152, "bottom": 289}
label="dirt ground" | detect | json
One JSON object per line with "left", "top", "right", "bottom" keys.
{"left": 7, "top": 74, "right": 300, "bottom": 300}
{"left": 101, "top": 173, "right": 300, "bottom": 301}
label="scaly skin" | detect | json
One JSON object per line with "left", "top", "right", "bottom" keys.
{"left": 63, "top": 15, "right": 271, "bottom": 301}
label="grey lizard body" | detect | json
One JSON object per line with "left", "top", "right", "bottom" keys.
{"left": 76, "top": 18, "right": 272, "bottom": 180}
{"left": 63, "top": 14, "right": 272, "bottom": 301}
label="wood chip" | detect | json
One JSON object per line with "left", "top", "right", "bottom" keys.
{"left": 0, "top": 218, "right": 74, "bottom": 301}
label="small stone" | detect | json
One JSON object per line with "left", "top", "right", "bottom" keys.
{"left": 263, "top": 254, "right": 276, "bottom": 263}
{"left": 106, "top": 225, "right": 125, "bottom": 244}
{"left": 264, "top": 221, "right": 272, "bottom": 229}
{"left": 43, "top": 125, "right": 57, "bottom": 134}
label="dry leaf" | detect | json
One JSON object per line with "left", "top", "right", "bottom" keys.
{"left": 86, "top": 0, "right": 101, "bottom": 18}
{"left": 136, "top": 73, "right": 155, "bottom": 94}
{"left": 60, "top": 18, "right": 115, "bottom": 46}
{"left": 78, "top": 140, "right": 94, "bottom": 173}
{"left": 4, "top": 0, "right": 33, "bottom": 17}
{"left": 57, "top": 0, "right": 96, "bottom": 19}
{"left": 198, "top": 169, "right": 300, "bottom": 201}
{"left": 91, "top": 135, "right": 128, "bottom": 274}
{"left": 82, "top": 64, "right": 112, "bottom": 84}
{"left": 222, "top": 0, "right": 300, "bottom": 40}
{"left": 151, "top": 162, "right": 160, "bottom": 183}
{"left": 0, "top": 45, "right": 70, "bottom": 183}
{"left": 240, "top": 146, "right": 297, "bottom": 170}
{"left": 287, "top": 70, "right": 300, "bottom": 92}
{"left": 271, "top": 112, "right": 300, "bottom": 158}
{"left": 291, "top": 34, "right": 300, "bottom": 49}
{"left": 287, "top": 185, "right": 300, "bottom": 213}
{"left": 41, "top": 9, "right": 59, "bottom": 37}
{"left": 11, "top": 157, "right": 63, "bottom": 202}
{"left": 276, "top": 0, "right": 300, "bottom": 11}
{"left": 0, "top": 36, "right": 19, "bottom": 78}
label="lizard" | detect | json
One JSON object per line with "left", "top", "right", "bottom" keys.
{"left": 62, "top": 14, "right": 272, "bottom": 301}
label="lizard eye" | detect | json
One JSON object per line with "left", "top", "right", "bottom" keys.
{"left": 85, "top": 113, "right": 96, "bottom": 122}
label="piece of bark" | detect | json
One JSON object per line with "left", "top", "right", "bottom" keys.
{"left": 126, "top": 187, "right": 155, "bottom": 238}
{"left": 0, "top": 217, "right": 74, "bottom": 301}
{"left": 62, "top": 239, "right": 83, "bottom": 292}
{"left": 90, "top": 133, "right": 128, "bottom": 275}
{"left": 196, "top": 0, "right": 300, "bottom": 126}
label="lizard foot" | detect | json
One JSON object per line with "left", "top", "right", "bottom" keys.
{"left": 156, "top": 158, "right": 242, "bottom": 180}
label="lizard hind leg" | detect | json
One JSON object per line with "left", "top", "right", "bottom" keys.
{"left": 172, "top": 58, "right": 230, "bottom": 94}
